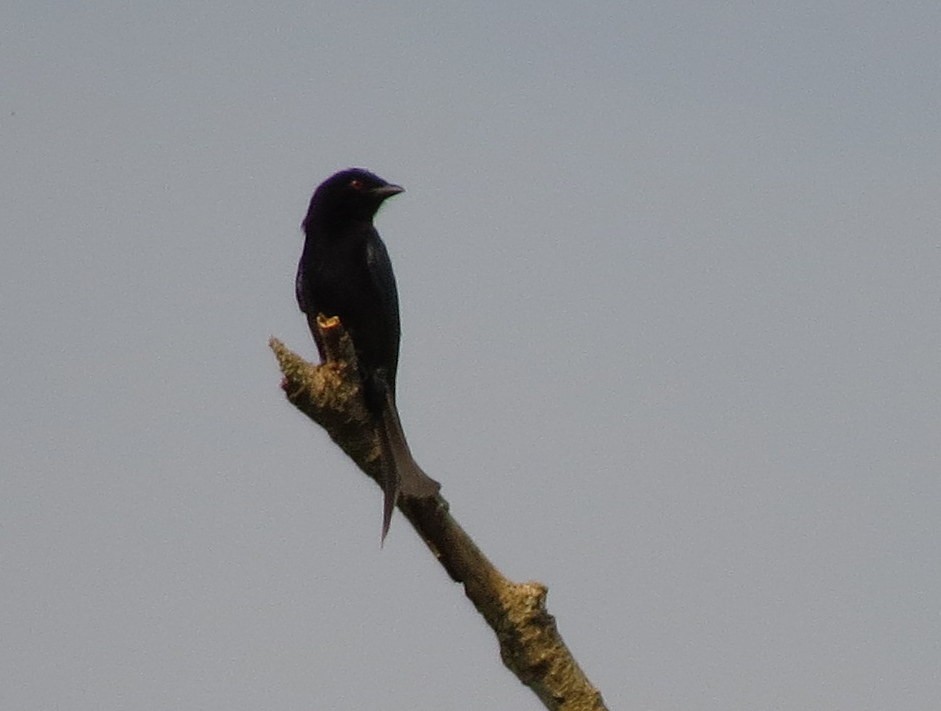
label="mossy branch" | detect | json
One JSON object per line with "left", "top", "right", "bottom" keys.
{"left": 270, "top": 317, "right": 608, "bottom": 711}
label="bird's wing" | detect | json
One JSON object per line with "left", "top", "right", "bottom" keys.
{"left": 363, "top": 234, "right": 399, "bottom": 315}
{"left": 295, "top": 258, "right": 308, "bottom": 313}
{"left": 363, "top": 233, "right": 402, "bottom": 374}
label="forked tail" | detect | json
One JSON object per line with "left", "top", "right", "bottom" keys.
{"left": 377, "top": 393, "right": 441, "bottom": 542}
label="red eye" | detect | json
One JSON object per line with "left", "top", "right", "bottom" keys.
{"left": 349, "top": 179, "right": 363, "bottom": 190}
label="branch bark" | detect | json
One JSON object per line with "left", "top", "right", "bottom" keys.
{"left": 270, "top": 317, "right": 608, "bottom": 711}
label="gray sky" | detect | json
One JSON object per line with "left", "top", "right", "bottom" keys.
{"left": 3, "top": 2, "right": 940, "bottom": 709}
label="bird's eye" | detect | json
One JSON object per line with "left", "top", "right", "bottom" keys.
{"left": 349, "top": 179, "right": 364, "bottom": 190}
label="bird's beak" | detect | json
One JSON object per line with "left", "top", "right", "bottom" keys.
{"left": 372, "top": 184, "right": 405, "bottom": 198}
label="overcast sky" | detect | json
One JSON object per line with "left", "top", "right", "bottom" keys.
{"left": 3, "top": 3, "right": 940, "bottom": 710}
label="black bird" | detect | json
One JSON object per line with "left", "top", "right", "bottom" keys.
{"left": 296, "top": 168, "right": 440, "bottom": 541}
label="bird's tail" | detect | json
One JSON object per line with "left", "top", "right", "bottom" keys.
{"left": 378, "top": 392, "right": 440, "bottom": 542}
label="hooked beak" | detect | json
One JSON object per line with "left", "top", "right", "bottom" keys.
{"left": 372, "top": 184, "right": 405, "bottom": 199}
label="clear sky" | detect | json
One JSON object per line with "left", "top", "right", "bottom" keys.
{"left": 3, "top": 3, "right": 940, "bottom": 709}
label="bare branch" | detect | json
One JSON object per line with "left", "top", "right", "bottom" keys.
{"left": 270, "top": 317, "right": 608, "bottom": 711}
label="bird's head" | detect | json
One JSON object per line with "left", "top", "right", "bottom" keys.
{"left": 304, "top": 168, "right": 404, "bottom": 228}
